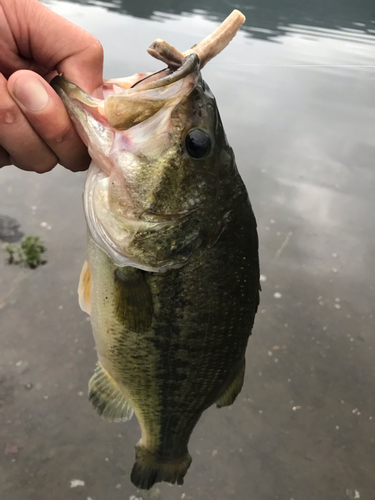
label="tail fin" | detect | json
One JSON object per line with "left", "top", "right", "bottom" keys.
{"left": 130, "top": 445, "right": 192, "bottom": 490}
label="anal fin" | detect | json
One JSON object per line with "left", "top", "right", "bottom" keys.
{"left": 88, "top": 362, "right": 134, "bottom": 422}
{"left": 216, "top": 358, "right": 246, "bottom": 408}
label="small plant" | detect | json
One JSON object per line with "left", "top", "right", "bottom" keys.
{"left": 3, "top": 236, "right": 47, "bottom": 269}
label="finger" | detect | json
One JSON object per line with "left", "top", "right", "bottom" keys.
{"left": 0, "top": 145, "right": 11, "bottom": 168}
{"left": 10, "top": 0, "right": 103, "bottom": 93}
{"left": 0, "top": 73, "right": 58, "bottom": 173}
{"left": 8, "top": 70, "right": 91, "bottom": 172}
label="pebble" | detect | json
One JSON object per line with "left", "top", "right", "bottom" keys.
{"left": 70, "top": 479, "right": 85, "bottom": 488}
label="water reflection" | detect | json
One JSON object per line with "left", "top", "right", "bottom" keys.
{"left": 52, "top": 0, "right": 375, "bottom": 40}
{"left": 1, "top": 1, "right": 375, "bottom": 499}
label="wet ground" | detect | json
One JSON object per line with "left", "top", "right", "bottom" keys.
{"left": 1, "top": 1, "right": 374, "bottom": 499}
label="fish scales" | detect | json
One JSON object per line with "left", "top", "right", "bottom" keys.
{"left": 88, "top": 180, "right": 258, "bottom": 470}
{"left": 52, "top": 9, "right": 259, "bottom": 490}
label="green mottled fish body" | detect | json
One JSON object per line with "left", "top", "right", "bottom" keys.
{"left": 86, "top": 171, "right": 258, "bottom": 488}
{"left": 52, "top": 14, "right": 259, "bottom": 489}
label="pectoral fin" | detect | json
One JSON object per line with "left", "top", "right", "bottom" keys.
{"left": 78, "top": 260, "right": 91, "bottom": 315}
{"left": 88, "top": 362, "right": 134, "bottom": 422}
{"left": 114, "top": 267, "right": 153, "bottom": 333}
{"left": 216, "top": 358, "right": 246, "bottom": 408}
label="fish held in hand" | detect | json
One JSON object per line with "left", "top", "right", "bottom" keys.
{"left": 52, "top": 9, "right": 259, "bottom": 490}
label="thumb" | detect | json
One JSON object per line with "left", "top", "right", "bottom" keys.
{"left": 7, "top": 70, "right": 91, "bottom": 172}
{"left": 56, "top": 38, "right": 104, "bottom": 94}
{"left": 11, "top": 0, "right": 104, "bottom": 93}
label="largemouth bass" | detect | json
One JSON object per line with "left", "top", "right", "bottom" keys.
{"left": 52, "top": 10, "right": 259, "bottom": 490}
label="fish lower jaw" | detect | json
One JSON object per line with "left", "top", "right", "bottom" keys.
{"left": 87, "top": 224, "right": 165, "bottom": 271}
{"left": 84, "top": 162, "right": 164, "bottom": 271}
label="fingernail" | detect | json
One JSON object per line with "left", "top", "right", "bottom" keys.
{"left": 12, "top": 75, "right": 49, "bottom": 111}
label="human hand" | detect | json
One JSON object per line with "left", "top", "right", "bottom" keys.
{"left": 0, "top": 0, "right": 103, "bottom": 172}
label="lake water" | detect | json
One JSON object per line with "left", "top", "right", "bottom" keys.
{"left": 1, "top": 1, "right": 374, "bottom": 499}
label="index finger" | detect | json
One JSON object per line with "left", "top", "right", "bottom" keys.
{"left": 7, "top": 0, "right": 103, "bottom": 92}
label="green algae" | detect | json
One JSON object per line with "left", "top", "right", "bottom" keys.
{"left": 3, "top": 236, "right": 46, "bottom": 269}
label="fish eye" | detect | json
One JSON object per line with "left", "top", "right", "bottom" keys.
{"left": 184, "top": 128, "right": 212, "bottom": 159}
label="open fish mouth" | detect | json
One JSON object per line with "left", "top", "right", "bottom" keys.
{"left": 52, "top": 52, "right": 200, "bottom": 137}
{"left": 51, "top": 11, "right": 246, "bottom": 270}
{"left": 51, "top": 9, "right": 246, "bottom": 141}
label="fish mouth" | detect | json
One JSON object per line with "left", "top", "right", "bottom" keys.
{"left": 51, "top": 53, "right": 199, "bottom": 134}
{"left": 51, "top": 8, "right": 246, "bottom": 173}
{"left": 51, "top": 8, "right": 247, "bottom": 142}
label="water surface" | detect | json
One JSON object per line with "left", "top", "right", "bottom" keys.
{"left": 1, "top": 1, "right": 374, "bottom": 499}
